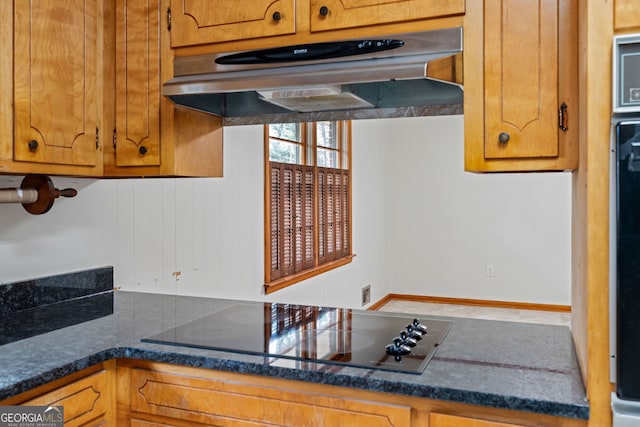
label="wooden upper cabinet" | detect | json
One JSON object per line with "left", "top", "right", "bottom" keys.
{"left": 464, "top": 0, "right": 578, "bottom": 172}
{"left": 309, "top": 0, "right": 465, "bottom": 32}
{"left": 483, "top": 0, "right": 558, "bottom": 159}
{"left": 13, "top": 0, "right": 99, "bottom": 167}
{"left": 115, "top": 0, "right": 161, "bottom": 167}
{"left": 106, "top": 0, "right": 224, "bottom": 177}
{"left": 615, "top": 0, "right": 640, "bottom": 31}
{"left": 169, "top": 0, "right": 296, "bottom": 47}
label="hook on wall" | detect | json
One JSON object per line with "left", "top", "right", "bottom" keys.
{"left": 0, "top": 174, "right": 77, "bottom": 215}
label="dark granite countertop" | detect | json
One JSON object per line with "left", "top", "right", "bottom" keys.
{"left": 0, "top": 291, "right": 589, "bottom": 419}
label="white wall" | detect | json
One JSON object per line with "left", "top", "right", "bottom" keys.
{"left": 0, "top": 115, "right": 572, "bottom": 307}
{"left": 382, "top": 116, "right": 572, "bottom": 305}
{"left": 0, "top": 177, "right": 118, "bottom": 284}
{"left": 113, "top": 124, "right": 392, "bottom": 308}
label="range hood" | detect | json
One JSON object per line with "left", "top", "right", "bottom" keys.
{"left": 163, "top": 27, "right": 463, "bottom": 125}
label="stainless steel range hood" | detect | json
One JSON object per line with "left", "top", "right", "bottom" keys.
{"left": 163, "top": 27, "right": 463, "bottom": 125}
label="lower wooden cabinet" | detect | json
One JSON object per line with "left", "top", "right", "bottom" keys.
{"left": 0, "top": 360, "right": 588, "bottom": 427}
{"left": 131, "top": 420, "right": 182, "bottom": 427}
{"left": 0, "top": 364, "right": 115, "bottom": 427}
{"left": 128, "top": 366, "right": 411, "bottom": 426}
{"left": 117, "top": 361, "right": 587, "bottom": 427}
{"left": 430, "top": 413, "right": 525, "bottom": 427}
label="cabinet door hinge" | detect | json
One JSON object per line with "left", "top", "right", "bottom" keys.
{"left": 96, "top": 127, "right": 99, "bottom": 149}
{"left": 559, "top": 102, "right": 568, "bottom": 133}
{"left": 112, "top": 128, "right": 117, "bottom": 149}
{"left": 167, "top": 7, "right": 171, "bottom": 31}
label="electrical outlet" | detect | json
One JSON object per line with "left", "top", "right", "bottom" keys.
{"left": 485, "top": 264, "right": 495, "bottom": 277}
{"left": 361, "top": 285, "right": 371, "bottom": 306}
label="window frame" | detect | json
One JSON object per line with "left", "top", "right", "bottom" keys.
{"left": 264, "top": 121, "right": 353, "bottom": 294}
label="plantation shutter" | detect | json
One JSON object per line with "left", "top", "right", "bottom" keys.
{"left": 337, "top": 170, "right": 350, "bottom": 257}
{"left": 270, "top": 162, "right": 315, "bottom": 281}
{"left": 318, "top": 167, "right": 350, "bottom": 266}
{"left": 270, "top": 165, "right": 282, "bottom": 280}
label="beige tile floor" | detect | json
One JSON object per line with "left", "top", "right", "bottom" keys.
{"left": 377, "top": 300, "right": 572, "bottom": 328}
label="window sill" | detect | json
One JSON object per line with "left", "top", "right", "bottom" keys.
{"left": 264, "top": 255, "right": 355, "bottom": 295}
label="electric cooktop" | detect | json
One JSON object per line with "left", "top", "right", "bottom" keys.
{"left": 142, "top": 303, "right": 452, "bottom": 374}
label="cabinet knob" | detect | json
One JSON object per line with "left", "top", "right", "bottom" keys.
{"left": 319, "top": 6, "right": 329, "bottom": 16}
{"left": 28, "top": 140, "right": 39, "bottom": 152}
{"left": 139, "top": 146, "right": 148, "bottom": 155}
{"left": 272, "top": 11, "right": 282, "bottom": 21}
{"left": 498, "top": 132, "right": 510, "bottom": 144}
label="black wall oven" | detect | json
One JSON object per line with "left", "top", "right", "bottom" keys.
{"left": 610, "top": 34, "right": 640, "bottom": 427}
{"left": 613, "top": 120, "right": 640, "bottom": 402}
{"left": 611, "top": 33, "right": 640, "bottom": 424}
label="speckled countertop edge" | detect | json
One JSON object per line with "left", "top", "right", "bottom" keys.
{"left": 0, "top": 291, "right": 589, "bottom": 420}
{"left": 117, "top": 346, "right": 589, "bottom": 419}
{"left": 0, "top": 345, "right": 589, "bottom": 420}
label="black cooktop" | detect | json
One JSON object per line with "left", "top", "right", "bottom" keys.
{"left": 142, "top": 303, "right": 452, "bottom": 374}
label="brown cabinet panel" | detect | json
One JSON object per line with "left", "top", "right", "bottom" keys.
{"left": 13, "top": 0, "right": 99, "bottom": 167}
{"left": 309, "top": 0, "right": 465, "bottom": 32}
{"left": 131, "top": 419, "right": 184, "bottom": 427}
{"left": 430, "top": 413, "right": 525, "bottom": 427}
{"left": 2, "top": 0, "right": 222, "bottom": 177}
{"left": 79, "top": 417, "right": 108, "bottom": 427}
{"left": 463, "top": 0, "right": 578, "bottom": 172}
{"left": 115, "top": 0, "right": 161, "bottom": 167}
{"left": 22, "top": 370, "right": 109, "bottom": 427}
{"left": 615, "top": 0, "right": 640, "bottom": 31}
{"left": 483, "top": 0, "right": 558, "bottom": 159}
{"left": 105, "top": 0, "right": 224, "bottom": 177}
{"left": 131, "top": 368, "right": 411, "bottom": 426}
{"left": 169, "top": 0, "right": 296, "bottom": 47}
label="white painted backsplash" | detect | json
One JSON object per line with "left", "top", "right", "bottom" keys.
{"left": 0, "top": 115, "right": 572, "bottom": 308}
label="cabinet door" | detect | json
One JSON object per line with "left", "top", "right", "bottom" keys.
{"left": 430, "top": 413, "right": 525, "bottom": 427}
{"left": 22, "top": 370, "right": 109, "bottom": 427}
{"left": 464, "top": 0, "right": 577, "bottom": 172}
{"left": 115, "top": 0, "right": 161, "bottom": 167}
{"left": 13, "top": 0, "right": 99, "bottom": 167}
{"left": 169, "top": 0, "right": 295, "bottom": 47}
{"left": 131, "top": 368, "right": 411, "bottom": 426}
{"left": 310, "top": 0, "right": 465, "bottom": 32}
{"left": 483, "top": 0, "right": 558, "bottom": 159}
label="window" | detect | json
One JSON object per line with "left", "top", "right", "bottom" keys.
{"left": 264, "top": 121, "right": 352, "bottom": 294}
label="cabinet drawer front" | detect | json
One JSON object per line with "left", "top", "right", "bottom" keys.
{"left": 430, "top": 413, "right": 525, "bottom": 427}
{"left": 310, "top": 0, "right": 465, "bottom": 32}
{"left": 170, "top": 0, "right": 296, "bottom": 47}
{"left": 23, "top": 370, "right": 108, "bottom": 427}
{"left": 131, "top": 369, "right": 411, "bottom": 426}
